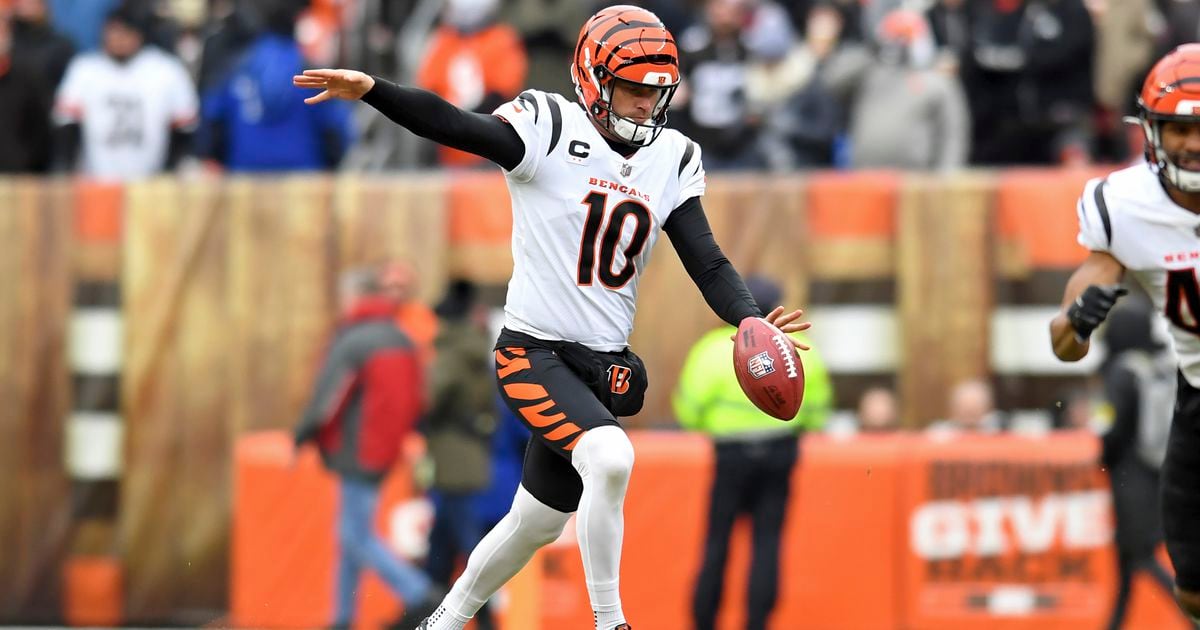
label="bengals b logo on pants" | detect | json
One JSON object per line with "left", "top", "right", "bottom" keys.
{"left": 608, "top": 365, "right": 632, "bottom": 395}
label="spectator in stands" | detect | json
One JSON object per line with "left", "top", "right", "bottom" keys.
{"left": 673, "top": 275, "right": 832, "bottom": 630}
{"left": 380, "top": 259, "right": 439, "bottom": 369}
{"left": 956, "top": 0, "right": 1096, "bottom": 165}
{"left": 294, "top": 267, "right": 441, "bottom": 630}
{"left": 52, "top": 4, "right": 197, "bottom": 180}
{"left": 46, "top": 0, "right": 118, "bottom": 52}
{"left": 424, "top": 279, "right": 497, "bottom": 630}
{"left": 1087, "top": 0, "right": 1159, "bottom": 163}
{"left": 196, "top": 0, "right": 353, "bottom": 172}
{"left": 501, "top": 0, "right": 589, "bottom": 101}
{"left": 1153, "top": 0, "right": 1200, "bottom": 52}
{"left": 675, "top": 0, "right": 763, "bottom": 170}
{"left": 926, "top": 0, "right": 970, "bottom": 70}
{"left": 847, "top": 9, "right": 969, "bottom": 170}
{"left": 745, "top": 1, "right": 842, "bottom": 169}
{"left": 857, "top": 386, "right": 899, "bottom": 432}
{"left": 11, "top": 0, "right": 74, "bottom": 103}
{"left": 927, "top": 378, "right": 1002, "bottom": 435}
{"left": 0, "top": 9, "right": 52, "bottom": 173}
{"left": 196, "top": 0, "right": 260, "bottom": 93}
{"left": 1098, "top": 298, "right": 1185, "bottom": 630}
{"left": 416, "top": 0, "right": 527, "bottom": 168}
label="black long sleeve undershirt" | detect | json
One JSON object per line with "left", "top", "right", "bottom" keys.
{"left": 360, "top": 77, "right": 525, "bottom": 171}
{"left": 664, "top": 196, "right": 762, "bottom": 326}
{"left": 362, "top": 78, "right": 759, "bottom": 325}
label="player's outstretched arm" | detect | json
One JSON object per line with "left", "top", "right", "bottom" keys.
{"left": 664, "top": 197, "right": 812, "bottom": 351}
{"left": 293, "top": 69, "right": 524, "bottom": 170}
{"left": 1049, "top": 251, "right": 1125, "bottom": 361}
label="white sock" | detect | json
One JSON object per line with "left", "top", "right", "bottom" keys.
{"left": 571, "top": 426, "right": 634, "bottom": 630}
{"left": 437, "top": 485, "right": 570, "bottom": 622}
{"left": 424, "top": 604, "right": 469, "bottom": 630}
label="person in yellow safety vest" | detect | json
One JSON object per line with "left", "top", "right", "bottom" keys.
{"left": 672, "top": 274, "right": 832, "bottom": 630}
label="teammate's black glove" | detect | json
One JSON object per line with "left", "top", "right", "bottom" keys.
{"left": 1067, "top": 284, "right": 1127, "bottom": 340}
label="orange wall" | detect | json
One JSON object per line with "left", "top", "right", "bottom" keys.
{"left": 232, "top": 431, "right": 1190, "bottom": 630}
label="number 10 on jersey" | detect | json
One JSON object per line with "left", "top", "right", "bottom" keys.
{"left": 577, "top": 191, "right": 652, "bottom": 290}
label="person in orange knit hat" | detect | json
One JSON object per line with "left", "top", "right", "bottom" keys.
{"left": 415, "top": 0, "right": 527, "bottom": 168}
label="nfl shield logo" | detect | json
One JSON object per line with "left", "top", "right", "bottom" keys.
{"left": 747, "top": 351, "right": 775, "bottom": 380}
{"left": 621, "top": 163, "right": 632, "bottom": 177}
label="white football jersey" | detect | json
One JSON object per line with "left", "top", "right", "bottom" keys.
{"left": 1077, "top": 162, "right": 1200, "bottom": 386}
{"left": 54, "top": 47, "right": 197, "bottom": 181}
{"left": 493, "top": 90, "right": 706, "bottom": 351}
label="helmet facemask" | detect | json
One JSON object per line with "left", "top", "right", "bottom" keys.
{"left": 1139, "top": 103, "right": 1200, "bottom": 193}
{"left": 585, "top": 68, "right": 677, "bottom": 147}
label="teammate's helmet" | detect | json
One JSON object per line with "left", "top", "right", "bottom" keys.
{"left": 1138, "top": 44, "right": 1200, "bottom": 192}
{"left": 571, "top": 5, "right": 680, "bottom": 147}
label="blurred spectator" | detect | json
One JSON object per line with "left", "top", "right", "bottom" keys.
{"left": 11, "top": 0, "right": 74, "bottom": 102}
{"left": 1052, "top": 386, "right": 1097, "bottom": 430}
{"left": 416, "top": 0, "right": 527, "bottom": 168}
{"left": 1087, "top": 0, "right": 1159, "bottom": 163}
{"left": 746, "top": 1, "right": 842, "bottom": 169}
{"left": 959, "top": 0, "right": 1096, "bottom": 165}
{"left": 52, "top": 5, "right": 197, "bottom": 180}
{"left": 927, "top": 0, "right": 970, "bottom": 70}
{"left": 294, "top": 267, "right": 441, "bottom": 630}
{"left": 673, "top": 275, "right": 832, "bottom": 630}
{"left": 927, "top": 378, "right": 1002, "bottom": 434}
{"left": 424, "top": 279, "right": 497, "bottom": 629}
{"left": 675, "top": 0, "right": 763, "bottom": 170}
{"left": 474, "top": 394, "right": 530, "bottom": 531}
{"left": 196, "top": 0, "right": 353, "bottom": 172}
{"left": 857, "top": 386, "right": 900, "bottom": 432}
{"left": 381, "top": 259, "right": 439, "bottom": 369}
{"left": 196, "top": 0, "right": 260, "bottom": 93}
{"left": 848, "top": 9, "right": 969, "bottom": 170}
{"left": 47, "top": 0, "right": 118, "bottom": 51}
{"left": 0, "top": 9, "right": 52, "bottom": 173}
{"left": 500, "top": 0, "right": 589, "bottom": 100}
{"left": 1153, "top": 0, "right": 1200, "bottom": 52}
{"left": 1098, "top": 298, "right": 1182, "bottom": 630}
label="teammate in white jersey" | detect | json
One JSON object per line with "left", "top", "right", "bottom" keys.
{"left": 295, "top": 5, "right": 809, "bottom": 630}
{"left": 1051, "top": 44, "right": 1200, "bottom": 624}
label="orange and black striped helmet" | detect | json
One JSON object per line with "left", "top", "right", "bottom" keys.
{"left": 1138, "top": 44, "right": 1200, "bottom": 191}
{"left": 571, "top": 5, "right": 680, "bottom": 147}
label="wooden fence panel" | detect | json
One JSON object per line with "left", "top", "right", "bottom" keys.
{"left": 334, "top": 174, "right": 449, "bottom": 303}
{"left": 0, "top": 179, "right": 72, "bottom": 622}
{"left": 897, "top": 174, "right": 994, "bottom": 427}
{"left": 121, "top": 179, "right": 229, "bottom": 622}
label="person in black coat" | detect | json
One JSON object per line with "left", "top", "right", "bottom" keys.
{"left": 1099, "top": 298, "right": 1195, "bottom": 630}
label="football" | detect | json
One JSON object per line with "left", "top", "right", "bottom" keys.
{"left": 733, "top": 317, "right": 805, "bottom": 420}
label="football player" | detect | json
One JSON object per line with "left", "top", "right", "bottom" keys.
{"left": 1050, "top": 44, "right": 1200, "bottom": 625}
{"left": 295, "top": 6, "right": 809, "bottom": 630}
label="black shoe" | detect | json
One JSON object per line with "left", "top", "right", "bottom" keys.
{"left": 388, "top": 593, "right": 442, "bottom": 630}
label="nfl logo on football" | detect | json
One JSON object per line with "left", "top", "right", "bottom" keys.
{"left": 747, "top": 351, "right": 775, "bottom": 380}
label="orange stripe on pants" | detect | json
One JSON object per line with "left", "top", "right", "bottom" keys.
{"left": 519, "top": 400, "right": 566, "bottom": 428}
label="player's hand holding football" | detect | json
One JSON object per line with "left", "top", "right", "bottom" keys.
{"left": 293, "top": 69, "right": 375, "bottom": 104}
{"left": 734, "top": 306, "right": 813, "bottom": 351}
{"left": 1067, "top": 284, "right": 1127, "bottom": 340}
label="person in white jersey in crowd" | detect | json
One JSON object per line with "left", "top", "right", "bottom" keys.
{"left": 52, "top": 4, "right": 196, "bottom": 180}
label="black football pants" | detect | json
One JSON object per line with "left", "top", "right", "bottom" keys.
{"left": 693, "top": 434, "right": 799, "bottom": 630}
